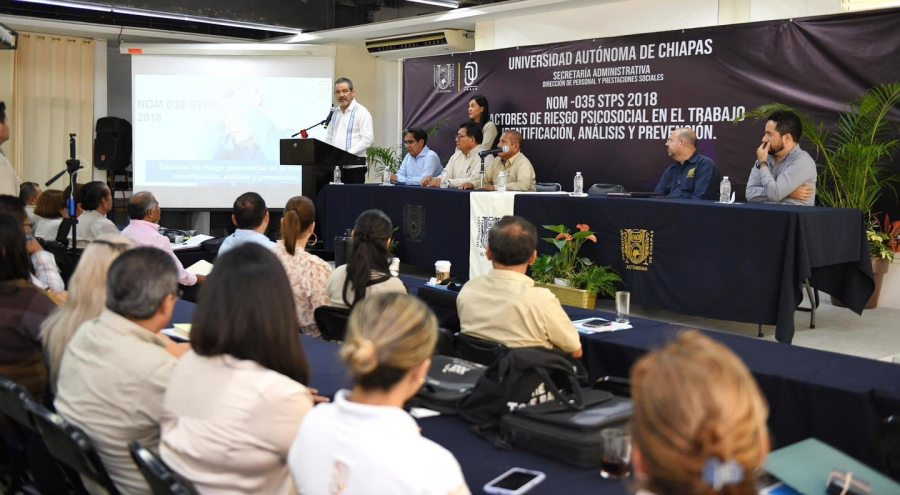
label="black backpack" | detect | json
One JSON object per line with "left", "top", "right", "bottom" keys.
{"left": 458, "top": 347, "right": 588, "bottom": 427}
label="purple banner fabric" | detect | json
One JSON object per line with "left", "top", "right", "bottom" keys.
{"left": 403, "top": 9, "right": 900, "bottom": 207}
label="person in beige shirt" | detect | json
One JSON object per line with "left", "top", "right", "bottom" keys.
{"left": 55, "top": 247, "right": 186, "bottom": 495}
{"left": 457, "top": 216, "right": 582, "bottom": 357}
{"left": 483, "top": 130, "right": 536, "bottom": 192}
{"left": 423, "top": 121, "right": 487, "bottom": 189}
{"left": 0, "top": 101, "right": 20, "bottom": 197}
{"left": 162, "top": 243, "right": 314, "bottom": 494}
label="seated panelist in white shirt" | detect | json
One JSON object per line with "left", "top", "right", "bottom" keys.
{"left": 289, "top": 293, "right": 470, "bottom": 495}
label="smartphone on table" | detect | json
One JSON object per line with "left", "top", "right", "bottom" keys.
{"left": 483, "top": 467, "right": 546, "bottom": 494}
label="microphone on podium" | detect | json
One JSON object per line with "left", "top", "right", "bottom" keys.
{"left": 292, "top": 107, "right": 337, "bottom": 138}
{"left": 322, "top": 107, "right": 336, "bottom": 129}
{"left": 478, "top": 145, "right": 509, "bottom": 158}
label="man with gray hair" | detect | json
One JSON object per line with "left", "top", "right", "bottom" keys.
{"left": 654, "top": 127, "right": 718, "bottom": 200}
{"left": 483, "top": 130, "right": 536, "bottom": 191}
{"left": 122, "top": 191, "right": 204, "bottom": 300}
{"left": 55, "top": 247, "right": 188, "bottom": 494}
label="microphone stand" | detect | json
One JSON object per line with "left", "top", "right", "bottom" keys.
{"left": 291, "top": 116, "right": 331, "bottom": 138}
{"left": 45, "top": 133, "right": 82, "bottom": 257}
{"left": 480, "top": 156, "right": 486, "bottom": 190}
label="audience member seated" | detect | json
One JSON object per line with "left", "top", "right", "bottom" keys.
{"left": 19, "top": 181, "right": 41, "bottom": 225}
{"left": 0, "top": 213, "right": 55, "bottom": 402}
{"left": 0, "top": 101, "right": 19, "bottom": 196}
{"left": 457, "top": 215, "right": 582, "bottom": 357}
{"left": 32, "top": 189, "right": 67, "bottom": 241}
{"left": 326, "top": 209, "right": 405, "bottom": 308}
{"left": 631, "top": 330, "right": 770, "bottom": 495}
{"left": 162, "top": 243, "right": 314, "bottom": 494}
{"left": 289, "top": 293, "right": 470, "bottom": 495}
{"left": 122, "top": 191, "right": 205, "bottom": 300}
{"left": 55, "top": 247, "right": 187, "bottom": 494}
{"left": 0, "top": 195, "right": 65, "bottom": 293}
{"left": 218, "top": 191, "right": 274, "bottom": 255}
{"left": 40, "top": 234, "right": 133, "bottom": 392}
{"left": 75, "top": 181, "right": 119, "bottom": 247}
{"left": 273, "top": 196, "right": 332, "bottom": 338}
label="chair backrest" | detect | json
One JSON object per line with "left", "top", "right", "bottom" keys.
{"left": 593, "top": 375, "right": 632, "bottom": 398}
{"left": 587, "top": 183, "right": 626, "bottom": 196}
{"left": 536, "top": 182, "right": 562, "bottom": 192}
{"left": 314, "top": 306, "right": 352, "bottom": 342}
{"left": 435, "top": 327, "right": 457, "bottom": 357}
{"left": 418, "top": 286, "right": 461, "bottom": 332}
{"left": 454, "top": 333, "right": 509, "bottom": 366}
{"left": 0, "top": 375, "right": 37, "bottom": 432}
{"left": 129, "top": 441, "right": 198, "bottom": 495}
{"left": 24, "top": 400, "right": 121, "bottom": 495}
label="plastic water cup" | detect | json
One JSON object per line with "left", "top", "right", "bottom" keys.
{"left": 615, "top": 291, "right": 630, "bottom": 324}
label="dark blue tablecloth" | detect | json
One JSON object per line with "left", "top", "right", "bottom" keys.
{"left": 317, "top": 184, "right": 472, "bottom": 277}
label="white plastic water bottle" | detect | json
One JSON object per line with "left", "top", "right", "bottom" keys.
{"left": 574, "top": 171, "right": 584, "bottom": 195}
{"left": 497, "top": 171, "right": 507, "bottom": 192}
{"left": 383, "top": 166, "right": 392, "bottom": 185}
{"left": 333, "top": 166, "right": 342, "bottom": 184}
{"left": 719, "top": 176, "right": 731, "bottom": 203}
{"left": 439, "top": 171, "right": 450, "bottom": 189}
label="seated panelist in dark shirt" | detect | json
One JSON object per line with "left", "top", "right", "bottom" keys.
{"left": 654, "top": 127, "right": 718, "bottom": 200}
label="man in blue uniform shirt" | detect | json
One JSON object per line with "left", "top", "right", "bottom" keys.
{"left": 654, "top": 128, "right": 718, "bottom": 200}
{"left": 392, "top": 128, "right": 442, "bottom": 185}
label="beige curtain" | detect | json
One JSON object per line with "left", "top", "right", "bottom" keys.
{"left": 12, "top": 32, "right": 94, "bottom": 187}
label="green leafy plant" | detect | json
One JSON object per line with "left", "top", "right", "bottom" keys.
{"left": 366, "top": 145, "right": 401, "bottom": 174}
{"left": 868, "top": 218, "right": 895, "bottom": 262}
{"left": 740, "top": 82, "right": 900, "bottom": 259}
{"left": 532, "top": 223, "right": 621, "bottom": 297}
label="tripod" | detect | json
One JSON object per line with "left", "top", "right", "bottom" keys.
{"left": 45, "top": 133, "right": 82, "bottom": 258}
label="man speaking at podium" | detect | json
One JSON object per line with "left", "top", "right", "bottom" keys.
{"left": 325, "top": 77, "right": 374, "bottom": 163}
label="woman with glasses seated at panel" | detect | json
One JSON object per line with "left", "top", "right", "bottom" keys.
{"left": 161, "top": 243, "right": 314, "bottom": 494}
{"left": 41, "top": 234, "right": 133, "bottom": 393}
{"left": 272, "top": 196, "right": 332, "bottom": 338}
{"left": 326, "top": 209, "right": 405, "bottom": 308}
{"left": 0, "top": 213, "right": 56, "bottom": 401}
{"left": 289, "top": 292, "right": 470, "bottom": 495}
{"left": 630, "top": 330, "right": 770, "bottom": 495}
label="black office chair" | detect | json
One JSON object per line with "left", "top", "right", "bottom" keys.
{"left": 435, "top": 328, "right": 458, "bottom": 357}
{"left": 129, "top": 442, "right": 198, "bottom": 495}
{"left": 453, "top": 333, "right": 508, "bottom": 366}
{"left": 0, "top": 376, "right": 38, "bottom": 493}
{"left": 536, "top": 182, "right": 562, "bottom": 192}
{"left": 587, "top": 183, "right": 625, "bottom": 196}
{"left": 25, "top": 400, "right": 121, "bottom": 495}
{"left": 417, "top": 286, "right": 461, "bottom": 332}
{"left": 878, "top": 415, "right": 900, "bottom": 479}
{"left": 593, "top": 376, "right": 631, "bottom": 398}
{"left": 200, "top": 237, "right": 224, "bottom": 259}
{"left": 314, "top": 306, "right": 352, "bottom": 342}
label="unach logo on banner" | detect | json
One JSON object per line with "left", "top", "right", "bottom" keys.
{"left": 620, "top": 229, "right": 654, "bottom": 271}
{"left": 433, "top": 63, "right": 455, "bottom": 92}
{"left": 463, "top": 61, "right": 479, "bottom": 87}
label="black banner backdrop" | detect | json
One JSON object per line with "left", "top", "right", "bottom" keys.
{"left": 403, "top": 9, "right": 900, "bottom": 209}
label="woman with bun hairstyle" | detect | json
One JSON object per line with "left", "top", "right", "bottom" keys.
{"left": 326, "top": 209, "right": 405, "bottom": 308}
{"left": 468, "top": 95, "right": 500, "bottom": 150}
{"left": 630, "top": 330, "right": 770, "bottom": 495}
{"left": 273, "top": 196, "right": 332, "bottom": 337}
{"left": 289, "top": 293, "right": 470, "bottom": 495}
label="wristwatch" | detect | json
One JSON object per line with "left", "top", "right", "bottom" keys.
{"left": 755, "top": 160, "right": 767, "bottom": 169}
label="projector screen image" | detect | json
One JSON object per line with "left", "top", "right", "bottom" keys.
{"left": 132, "top": 54, "right": 334, "bottom": 209}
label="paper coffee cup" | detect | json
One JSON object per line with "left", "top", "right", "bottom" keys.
{"left": 435, "top": 260, "right": 451, "bottom": 282}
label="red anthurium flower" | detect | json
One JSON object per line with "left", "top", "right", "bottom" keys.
{"left": 586, "top": 235, "right": 598, "bottom": 243}
{"left": 576, "top": 223, "right": 590, "bottom": 232}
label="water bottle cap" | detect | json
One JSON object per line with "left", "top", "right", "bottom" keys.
{"left": 576, "top": 171, "right": 581, "bottom": 174}
{"left": 723, "top": 176, "right": 729, "bottom": 180}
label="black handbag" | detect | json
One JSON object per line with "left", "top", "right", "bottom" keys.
{"left": 407, "top": 355, "right": 486, "bottom": 415}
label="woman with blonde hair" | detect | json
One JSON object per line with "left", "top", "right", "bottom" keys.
{"left": 630, "top": 330, "right": 770, "bottom": 495}
{"left": 289, "top": 293, "right": 469, "bottom": 495}
{"left": 40, "top": 234, "right": 133, "bottom": 391}
{"left": 272, "top": 195, "right": 332, "bottom": 337}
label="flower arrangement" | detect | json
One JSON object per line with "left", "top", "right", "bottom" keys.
{"left": 530, "top": 223, "right": 622, "bottom": 297}
{"left": 868, "top": 217, "right": 895, "bottom": 262}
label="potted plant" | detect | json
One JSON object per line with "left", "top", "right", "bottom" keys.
{"left": 365, "top": 145, "right": 401, "bottom": 183}
{"left": 742, "top": 81, "right": 900, "bottom": 307}
{"left": 530, "top": 223, "right": 622, "bottom": 309}
{"left": 866, "top": 217, "right": 895, "bottom": 308}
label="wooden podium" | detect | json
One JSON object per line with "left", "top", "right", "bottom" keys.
{"left": 280, "top": 138, "right": 367, "bottom": 201}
